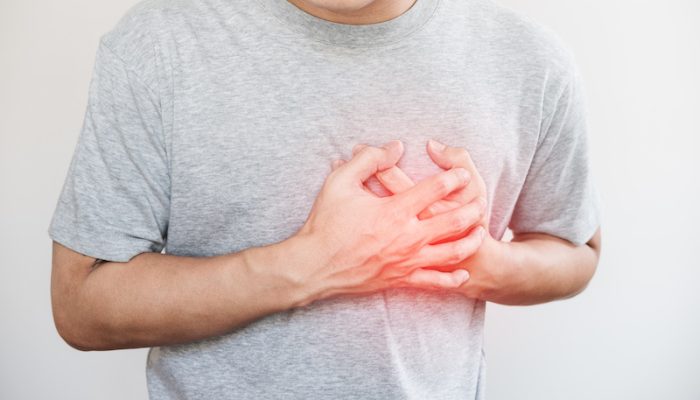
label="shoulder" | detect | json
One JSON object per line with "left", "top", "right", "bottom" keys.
{"left": 456, "top": 0, "right": 583, "bottom": 121}
{"left": 100, "top": 0, "right": 169, "bottom": 53}
{"left": 465, "top": 0, "right": 579, "bottom": 78}
{"left": 96, "top": 0, "right": 197, "bottom": 91}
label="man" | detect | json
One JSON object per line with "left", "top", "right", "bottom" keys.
{"left": 48, "top": 0, "right": 602, "bottom": 398}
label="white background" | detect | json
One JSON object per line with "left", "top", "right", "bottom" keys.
{"left": 1, "top": 0, "right": 698, "bottom": 399}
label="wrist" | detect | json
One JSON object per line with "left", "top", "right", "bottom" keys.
{"left": 241, "top": 233, "right": 328, "bottom": 310}
{"left": 464, "top": 234, "right": 523, "bottom": 302}
{"left": 473, "top": 235, "right": 549, "bottom": 305}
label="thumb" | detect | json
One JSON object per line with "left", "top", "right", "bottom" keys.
{"left": 427, "top": 139, "right": 476, "bottom": 170}
{"left": 341, "top": 140, "right": 404, "bottom": 184}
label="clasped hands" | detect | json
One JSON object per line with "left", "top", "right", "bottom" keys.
{"left": 293, "top": 139, "right": 507, "bottom": 305}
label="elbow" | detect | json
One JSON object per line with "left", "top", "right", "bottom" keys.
{"left": 51, "top": 244, "right": 118, "bottom": 351}
{"left": 566, "top": 227, "right": 602, "bottom": 299}
{"left": 563, "top": 243, "right": 600, "bottom": 299}
{"left": 566, "top": 267, "right": 596, "bottom": 299}
{"left": 51, "top": 290, "right": 115, "bottom": 351}
{"left": 53, "top": 307, "right": 96, "bottom": 351}
{"left": 53, "top": 310, "right": 121, "bottom": 351}
{"left": 60, "top": 335, "right": 96, "bottom": 352}
{"left": 52, "top": 298, "right": 133, "bottom": 351}
{"left": 51, "top": 278, "right": 95, "bottom": 351}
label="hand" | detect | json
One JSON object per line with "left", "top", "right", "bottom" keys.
{"left": 349, "top": 139, "right": 489, "bottom": 225}
{"left": 292, "top": 140, "right": 487, "bottom": 305}
{"left": 340, "top": 139, "right": 503, "bottom": 300}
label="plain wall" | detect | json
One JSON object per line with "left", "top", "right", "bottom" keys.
{"left": 1, "top": 0, "right": 698, "bottom": 399}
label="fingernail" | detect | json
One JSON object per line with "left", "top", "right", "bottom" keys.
{"left": 383, "top": 140, "right": 401, "bottom": 149}
{"left": 428, "top": 139, "right": 446, "bottom": 152}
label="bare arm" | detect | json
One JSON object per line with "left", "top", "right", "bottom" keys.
{"left": 51, "top": 236, "right": 312, "bottom": 351}
{"left": 459, "top": 227, "right": 602, "bottom": 305}
{"left": 354, "top": 140, "right": 602, "bottom": 305}
{"left": 52, "top": 140, "right": 487, "bottom": 351}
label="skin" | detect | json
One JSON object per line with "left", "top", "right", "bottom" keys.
{"left": 340, "top": 140, "right": 602, "bottom": 305}
{"left": 51, "top": 0, "right": 601, "bottom": 351}
{"left": 287, "top": 0, "right": 417, "bottom": 24}
{"left": 52, "top": 141, "right": 487, "bottom": 350}
{"left": 308, "top": 0, "right": 601, "bottom": 303}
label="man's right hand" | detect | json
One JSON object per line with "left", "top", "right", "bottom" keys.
{"left": 289, "top": 140, "right": 487, "bottom": 306}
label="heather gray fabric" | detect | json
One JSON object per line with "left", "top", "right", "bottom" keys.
{"left": 48, "top": 0, "right": 602, "bottom": 398}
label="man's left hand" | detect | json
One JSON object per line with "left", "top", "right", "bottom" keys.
{"left": 334, "top": 139, "right": 507, "bottom": 301}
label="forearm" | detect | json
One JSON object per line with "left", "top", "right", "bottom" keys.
{"left": 54, "top": 236, "right": 315, "bottom": 351}
{"left": 470, "top": 232, "right": 599, "bottom": 305}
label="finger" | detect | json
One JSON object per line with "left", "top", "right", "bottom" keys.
{"left": 417, "top": 183, "right": 483, "bottom": 219}
{"left": 332, "top": 156, "right": 386, "bottom": 196}
{"left": 426, "top": 139, "right": 485, "bottom": 214}
{"left": 418, "top": 197, "right": 487, "bottom": 244}
{"left": 418, "top": 198, "right": 462, "bottom": 220}
{"left": 354, "top": 145, "right": 415, "bottom": 195}
{"left": 376, "top": 165, "right": 414, "bottom": 194}
{"left": 331, "top": 159, "right": 346, "bottom": 171}
{"left": 331, "top": 158, "right": 375, "bottom": 194}
{"left": 399, "top": 268, "right": 470, "bottom": 290}
{"left": 353, "top": 144, "right": 413, "bottom": 197}
{"left": 352, "top": 143, "right": 368, "bottom": 156}
{"left": 392, "top": 167, "right": 470, "bottom": 216}
{"left": 427, "top": 139, "right": 478, "bottom": 171}
{"left": 408, "top": 225, "right": 486, "bottom": 269}
{"left": 361, "top": 181, "right": 379, "bottom": 196}
{"left": 338, "top": 140, "right": 404, "bottom": 184}
{"left": 377, "top": 166, "right": 463, "bottom": 220}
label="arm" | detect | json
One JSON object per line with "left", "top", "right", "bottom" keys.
{"left": 51, "top": 237, "right": 310, "bottom": 351}
{"left": 459, "top": 227, "right": 601, "bottom": 305}
{"left": 52, "top": 141, "right": 485, "bottom": 351}
{"left": 352, "top": 140, "right": 602, "bottom": 305}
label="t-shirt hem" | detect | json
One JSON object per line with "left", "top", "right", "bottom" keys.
{"left": 47, "top": 226, "right": 153, "bottom": 263}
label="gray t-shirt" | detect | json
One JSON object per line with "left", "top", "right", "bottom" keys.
{"left": 48, "top": 0, "right": 602, "bottom": 398}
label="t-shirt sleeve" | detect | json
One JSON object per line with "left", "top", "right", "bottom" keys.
{"left": 508, "top": 62, "right": 602, "bottom": 246}
{"left": 48, "top": 37, "right": 170, "bottom": 262}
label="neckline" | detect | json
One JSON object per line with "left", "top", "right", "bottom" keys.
{"left": 253, "top": 0, "right": 442, "bottom": 48}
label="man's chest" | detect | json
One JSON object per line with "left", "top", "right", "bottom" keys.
{"left": 163, "top": 44, "right": 540, "bottom": 255}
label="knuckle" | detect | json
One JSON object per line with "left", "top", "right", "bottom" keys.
{"left": 407, "top": 226, "right": 430, "bottom": 249}
{"left": 391, "top": 230, "right": 423, "bottom": 259}
{"left": 447, "top": 274, "right": 462, "bottom": 287}
{"left": 477, "top": 196, "right": 488, "bottom": 211}
{"left": 452, "top": 240, "right": 474, "bottom": 262}
{"left": 448, "top": 251, "right": 464, "bottom": 265}
{"left": 432, "top": 176, "right": 453, "bottom": 195}
{"left": 466, "top": 204, "right": 481, "bottom": 221}
{"left": 450, "top": 207, "right": 478, "bottom": 230}
{"left": 353, "top": 143, "right": 367, "bottom": 153}
{"left": 326, "top": 172, "right": 345, "bottom": 189}
{"left": 479, "top": 203, "right": 487, "bottom": 217}
{"left": 434, "top": 276, "right": 450, "bottom": 289}
{"left": 445, "top": 246, "right": 463, "bottom": 264}
{"left": 469, "top": 203, "right": 484, "bottom": 220}
{"left": 451, "top": 213, "right": 470, "bottom": 230}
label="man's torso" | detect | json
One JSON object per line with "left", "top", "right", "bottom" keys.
{"left": 102, "top": 0, "right": 575, "bottom": 398}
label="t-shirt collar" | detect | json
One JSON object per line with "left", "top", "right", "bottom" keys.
{"left": 253, "top": 0, "right": 441, "bottom": 48}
